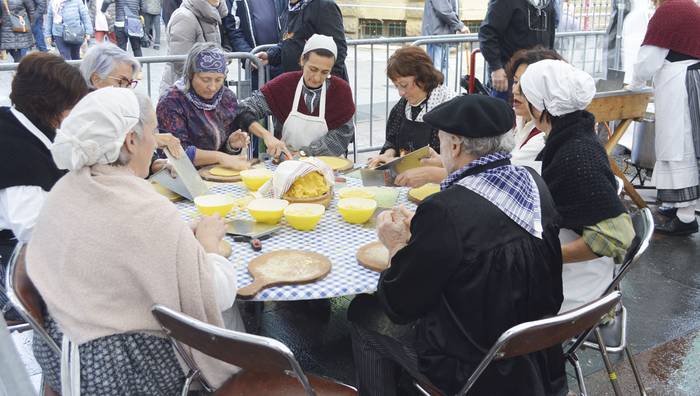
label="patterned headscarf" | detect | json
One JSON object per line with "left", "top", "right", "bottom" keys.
{"left": 194, "top": 48, "right": 227, "bottom": 74}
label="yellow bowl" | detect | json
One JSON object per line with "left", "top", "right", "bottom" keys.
{"left": 338, "top": 187, "right": 376, "bottom": 200}
{"left": 337, "top": 198, "right": 377, "bottom": 224}
{"left": 194, "top": 194, "right": 236, "bottom": 217}
{"left": 284, "top": 203, "right": 325, "bottom": 231}
{"left": 247, "top": 198, "right": 289, "bottom": 224}
{"left": 240, "top": 169, "right": 273, "bottom": 191}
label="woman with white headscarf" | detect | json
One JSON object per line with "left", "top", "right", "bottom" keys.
{"left": 26, "top": 87, "right": 242, "bottom": 395}
{"left": 517, "top": 59, "right": 635, "bottom": 312}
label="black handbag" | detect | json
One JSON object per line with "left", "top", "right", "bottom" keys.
{"left": 2, "top": 0, "right": 29, "bottom": 33}
{"left": 62, "top": 23, "right": 85, "bottom": 44}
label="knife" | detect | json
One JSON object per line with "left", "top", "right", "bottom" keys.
{"left": 162, "top": 147, "right": 210, "bottom": 200}
{"left": 361, "top": 146, "right": 431, "bottom": 186}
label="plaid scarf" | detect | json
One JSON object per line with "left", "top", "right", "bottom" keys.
{"left": 288, "top": 0, "right": 314, "bottom": 12}
{"left": 441, "top": 152, "right": 543, "bottom": 238}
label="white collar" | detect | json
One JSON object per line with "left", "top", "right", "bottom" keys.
{"left": 9, "top": 107, "right": 54, "bottom": 150}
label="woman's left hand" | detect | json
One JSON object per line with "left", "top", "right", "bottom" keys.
{"left": 218, "top": 153, "right": 251, "bottom": 171}
{"left": 394, "top": 167, "right": 446, "bottom": 188}
{"left": 155, "top": 133, "right": 182, "bottom": 158}
{"left": 228, "top": 129, "right": 250, "bottom": 150}
{"left": 420, "top": 147, "right": 443, "bottom": 167}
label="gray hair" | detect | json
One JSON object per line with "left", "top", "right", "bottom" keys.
{"left": 80, "top": 43, "right": 141, "bottom": 88}
{"left": 181, "top": 42, "right": 227, "bottom": 93}
{"left": 112, "top": 92, "right": 156, "bottom": 166}
{"left": 458, "top": 133, "right": 515, "bottom": 158}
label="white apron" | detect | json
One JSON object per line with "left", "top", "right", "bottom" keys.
{"left": 281, "top": 77, "right": 329, "bottom": 151}
{"left": 559, "top": 229, "right": 615, "bottom": 313}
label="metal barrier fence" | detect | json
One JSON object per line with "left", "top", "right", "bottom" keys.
{"left": 0, "top": 31, "right": 608, "bottom": 157}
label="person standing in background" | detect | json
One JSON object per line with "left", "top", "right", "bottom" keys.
{"left": 31, "top": 0, "right": 48, "bottom": 51}
{"left": 421, "top": 0, "right": 469, "bottom": 76}
{"left": 0, "top": 0, "right": 35, "bottom": 62}
{"left": 101, "top": 0, "right": 143, "bottom": 57}
{"left": 256, "top": 0, "right": 348, "bottom": 81}
{"left": 161, "top": 0, "right": 179, "bottom": 26}
{"left": 88, "top": 0, "right": 116, "bottom": 43}
{"left": 141, "top": 0, "right": 161, "bottom": 49}
{"left": 479, "top": 0, "right": 556, "bottom": 101}
{"left": 47, "top": 0, "right": 92, "bottom": 60}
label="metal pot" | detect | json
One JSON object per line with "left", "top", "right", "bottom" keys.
{"left": 631, "top": 116, "right": 656, "bottom": 169}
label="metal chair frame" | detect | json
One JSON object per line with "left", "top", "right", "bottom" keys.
{"left": 413, "top": 292, "right": 621, "bottom": 396}
{"left": 568, "top": 208, "right": 653, "bottom": 396}
{"left": 151, "top": 304, "right": 319, "bottom": 396}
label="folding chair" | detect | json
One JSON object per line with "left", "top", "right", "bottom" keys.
{"left": 568, "top": 208, "right": 653, "bottom": 396}
{"left": 5, "top": 243, "right": 61, "bottom": 396}
{"left": 413, "top": 292, "right": 622, "bottom": 396}
{"left": 151, "top": 304, "right": 357, "bottom": 396}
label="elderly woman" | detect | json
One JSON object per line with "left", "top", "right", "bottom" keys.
{"left": 80, "top": 42, "right": 140, "bottom": 89}
{"left": 28, "top": 88, "right": 241, "bottom": 395}
{"left": 367, "top": 46, "right": 455, "bottom": 187}
{"left": 237, "top": 34, "right": 355, "bottom": 159}
{"left": 157, "top": 43, "right": 250, "bottom": 170}
{"left": 350, "top": 95, "right": 566, "bottom": 395}
{"left": 518, "top": 60, "right": 635, "bottom": 312}
{"left": 0, "top": 53, "right": 88, "bottom": 323}
{"left": 506, "top": 47, "right": 563, "bottom": 163}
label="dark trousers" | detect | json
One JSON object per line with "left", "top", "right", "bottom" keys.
{"left": 1, "top": 238, "right": 21, "bottom": 322}
{"left": 53, "top": 36, "right": 81, "bottom": 60}
{"left": 6, "top": 48, "right": 28, "bottom": 62}
{"left": 115, "top": 26, "right": 142, "bottom": 57}
{"left": 142, "top": 13, "right": 160, "bottom": 46}
{"left": 32, "top": 16, "right": 48, "bottom": 51}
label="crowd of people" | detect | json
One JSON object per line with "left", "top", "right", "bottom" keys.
{"left": 0, "top": 0, "right": 698, "bottom": 394}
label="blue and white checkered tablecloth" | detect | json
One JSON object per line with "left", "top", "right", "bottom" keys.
{"left": 174, "top": 171, "right": 415, "bottom": 301}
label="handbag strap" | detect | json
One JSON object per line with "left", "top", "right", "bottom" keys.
{"left": 441, "top": 294, "right": 489, "bottom": 355}
{"left": 2, "top": 0, "right": 12, "bottom": 15}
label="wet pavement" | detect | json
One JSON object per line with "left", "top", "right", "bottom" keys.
{"left": 239, "top": 196, "right": 700, "bottom": 395}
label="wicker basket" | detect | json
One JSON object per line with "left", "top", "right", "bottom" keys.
{"left": 282, "top": 189, "right": 333, "bottom": 208}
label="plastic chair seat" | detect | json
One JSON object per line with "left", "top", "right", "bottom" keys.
{"left": 214, "top": 370, "right": 357, "bottom": 396}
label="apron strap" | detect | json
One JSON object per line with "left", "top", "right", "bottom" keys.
{"left": 289, "top": 77, "right": 306, "bottom": 117}
{"left": 318, "top": 78, "right": 327, "bottom": 119}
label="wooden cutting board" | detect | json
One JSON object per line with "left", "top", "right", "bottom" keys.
{"left": 356, "top": 241, "right": 390, "bottom": 272}
{"left": 237, "top": 250, "right": 331, "bottom": 298}
{"left": 198, "top": 165, "right": 242, "bottom": 182}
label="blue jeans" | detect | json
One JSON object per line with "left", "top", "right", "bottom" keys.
{"left": 54, "top": 35, "right": 81, "bottom": 60}
{"left": 7, "top": 48, "right": 28, "bottom": 63}
{"left": 32, "top": 16, "right": 48, "bottom": 51}
{"left": 427, "top": 44, "right": 448, "bottom": 76}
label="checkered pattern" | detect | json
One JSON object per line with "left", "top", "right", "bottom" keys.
{"left": 441, "top": 152, "right": 543, "bottom": 238}
{"left": 175, "top": 166, "right": 415, "bottom": 301}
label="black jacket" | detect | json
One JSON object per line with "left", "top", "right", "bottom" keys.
{"left": 161, "top": 0, "right": 180, "bottom": 26}
{"left": 478, "top": 0, "right": 556, "bottom": 70}
{"left": 223, "top": 0, "right": 284, "bottom": 52}
{"left": 267, "top": 0, "right": 348, "bottom": 81}
{"left": 377, "top": 163, "right": 566, "bottom": 395}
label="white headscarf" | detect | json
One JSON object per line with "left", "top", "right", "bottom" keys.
{"left": 519, "top": 59, "right": 596, "bottom": 117}
{"left": 302, "top": 34, "right": 337, "bottom": 59}
{"left": 52, "top": 87, "right": 140, "bottom": 171}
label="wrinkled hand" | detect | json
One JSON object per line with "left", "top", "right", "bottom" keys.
{"left": 218, "top": 153, "right": 251, "bottom": 171}
{"left": 155, "top": 133, "right": 182, "bottom": 158}
{"left": 377, "top": 208, "right": 412, "bottom": 256}
{"left": 264, "top": 135, "right": 293, "bottom": 160}
{"left": 491, "top": 68, "right": 508, "bottom": 93}
{"left": 150, "top": 159, "right": 177, "bottom": 177}
{"left": 256, "top": 52, "right": 269, "bottom": 66}
{"left": 194, "top": 213, "right": 227, "bottom": 254}
{"left": 459, "top": 26, "right": 470, "bottom": 34}
{"left": 228, "top": 129, "right": 250, "bottom": 150}
{"left": 420, "top": 147, "right": 442, "bottom": 167}
{"left": 367, "top": 153, "right": 394, "bottom": 169}
{"left": 394, "top": 167, "right": 443, "bottom": 188}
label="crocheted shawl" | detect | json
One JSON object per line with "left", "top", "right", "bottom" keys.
{"left": 642, "top": 0, "right": 700, "bottom": 59}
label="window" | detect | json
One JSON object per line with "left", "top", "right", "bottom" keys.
{"left": 462, "top": 20, "right": 482, "bottom": 33}
{"left": 359, "top": 19, "right": 383, "bottom": 38}
{"left": 385, "top": 20, "right": 406, "bottom": 37}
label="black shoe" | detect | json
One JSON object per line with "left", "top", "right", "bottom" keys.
{"left": 656, "top": 206, "right": 678, "bottom": 218}
{"left": 655, "top": 216, "right": 699, "bottom": 236}
{"left": 153, "top": 44, "right": 160, "bottom": 50}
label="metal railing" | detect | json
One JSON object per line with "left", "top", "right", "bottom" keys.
{"left": 0, "top": 30, "right": 609, "bottom": 157}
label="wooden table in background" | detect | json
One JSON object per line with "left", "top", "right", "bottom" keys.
{"left": 586, "top": 88, "right": 653, "bottom": 208}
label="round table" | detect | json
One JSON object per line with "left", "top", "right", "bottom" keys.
{"left": 174, "top": 170, "right": 416, "bottom": 301}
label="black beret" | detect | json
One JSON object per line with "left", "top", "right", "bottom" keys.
{"left": 423, "top": 94, "right": 515, "bottom": 138}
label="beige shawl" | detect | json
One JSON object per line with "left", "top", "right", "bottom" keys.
{"left": 26, "top": 164, "right": 237, "bottom": 388}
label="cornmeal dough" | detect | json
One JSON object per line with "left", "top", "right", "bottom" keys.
{"left": 209, "top": 167, "right": 240, "bottom": 177}
{"left": 408, "top": 183, "right": 440, "bottom": 202}
{"left": 315, "top": 156, "right": 351, "bottom": 170}
{"left": 284, "top": 171, "right": 330, "bottom": 199}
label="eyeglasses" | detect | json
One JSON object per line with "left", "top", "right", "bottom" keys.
{"left": 108, "top": 76, "right": 139, "bottom": 89}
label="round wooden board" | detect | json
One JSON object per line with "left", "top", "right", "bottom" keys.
{"left": 198, "top": 165, "right": 242, "bottom": 183}
{"left": 237, "top": 249, "right": 331, "bottom": 298}
{"left": 356, "top": 241, "right": 390, "bottom": 272}
{"left": 316, "top": 156, "right": 354, "bottom": 172}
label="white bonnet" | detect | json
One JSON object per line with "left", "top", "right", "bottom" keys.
{"left": 302, "top": 34, "right": 337, "bottom": 59}
{"left": 52, "top": 87, "right": 140, "bottom": 171}
{"left": 519, "top": 59, "right": 596, "bottom": 117}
